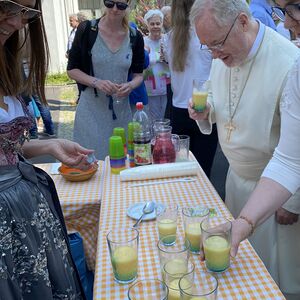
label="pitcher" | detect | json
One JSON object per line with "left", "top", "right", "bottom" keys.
{"left": 152, "top": 126, "right": 179, "bottom": 164}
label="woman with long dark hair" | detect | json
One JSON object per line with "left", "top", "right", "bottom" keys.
{"left": 0, "top": 1, "right": 94, "bottom": 298}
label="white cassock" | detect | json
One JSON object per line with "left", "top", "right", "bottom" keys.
{"left": 198, "top": 24, "right": 300, "bottom": 298}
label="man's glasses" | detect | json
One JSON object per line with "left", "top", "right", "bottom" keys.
{"left": 272, "top": 4, "right": 300, "bottom": 22}
{"left": 103, "top": 0, "right": 128, "bottom": 11}
{"left": 201, "top": 14, "right": 239, "bottom": 52}
{"left": 0, "top": 0, "right": 41, "bottom": 23}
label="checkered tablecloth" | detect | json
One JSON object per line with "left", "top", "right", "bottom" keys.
{"left": 37, "top": 162, "right": 104, "bottom": 271}
{"left": 93, "top": 157, "right": 284, "bottom": 299}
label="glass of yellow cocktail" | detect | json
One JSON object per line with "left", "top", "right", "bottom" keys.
{"left": 192, "top": 79, "right": 209, "bottom": 112}
{"left": 106, "top": 227, "right": 139, "bottom": 284}
{"left": 182, "top": 206, "right": 209, "bottom": 254}
{"left": 164, "top": 260, "right": 195, "bottom": 300}
{"left": 201, "top": 216, "right": 232, "bottom": 273}
{"left": 157, "top": 235, "right": 190, "bottom": 281}
{"left": 179, "top": 270, "right": 218, "bottom": 299}
{"left": 156, "top": 204, "right": 178, "bottom": 245}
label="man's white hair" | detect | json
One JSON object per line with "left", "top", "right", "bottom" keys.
{"left": 161, "top": 5, "right": 171, "bottom": 16}
{"left": 190, "top": 0, "right": 251, "bottom": 26}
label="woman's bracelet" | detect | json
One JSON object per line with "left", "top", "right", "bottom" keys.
{"left": 91, "top": 78, "right": 99, "bottom": 88}
{"left": 237, "top": 215, "right": 255, "bottom": 236}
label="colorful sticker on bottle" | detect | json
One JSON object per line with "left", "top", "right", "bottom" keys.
{"left": 134, "top": 143, "right": 151, "bottom": 165}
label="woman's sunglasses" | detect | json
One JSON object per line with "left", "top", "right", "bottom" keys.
{"left": 0, "top": 0, "right": 41, "bottom": 23}
{"left": 103, "top": 0, "right": 128, "bottom": 11}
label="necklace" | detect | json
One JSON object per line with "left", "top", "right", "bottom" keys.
{"left": 224, "top": 34, "right": 264, "bottom": 142}
{"left": 225, "top": 57, "right": 257, "bottom": 142}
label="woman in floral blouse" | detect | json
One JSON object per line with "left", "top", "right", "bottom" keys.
{"left": 0, "top": 1, "right": 94, "bottom": 299}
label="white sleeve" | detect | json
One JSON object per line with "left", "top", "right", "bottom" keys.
{"left": 262, "top": 59, "right": 300, "bottom": 194}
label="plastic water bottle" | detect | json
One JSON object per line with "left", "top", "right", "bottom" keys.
{"left": 133, "top": 102, "right": 152, "bottom": 166}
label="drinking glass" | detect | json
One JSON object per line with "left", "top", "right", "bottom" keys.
{"left": 164, "top": 260, "right": 195, "bottom": 300}
{"left": 182, "top": 206, "right": 209, "bottom": 254}
{"left": 112, "top": 79, "right": 125, "bottom": 104}
{"left": 106, "top": 227, "right": 139, "bottom": 284}
{"left": 157, "top": 235, "right": 190, "bottom": 281}
{"left": 192, "top": 79, "right": 208, "bottom": 112}
{"left": 156, "top": 204, "right": 178, "bottom": 245}
{"left": 128, "top": 279, "right": 169, "bottom": 300}
{"left": 176, "top": 135, "right": 190, "bottom": 162}
{"left": 201, "top": 216, "right": 232, "bottom": 273}
{"left": 179, "top": 270, "right": 218, "bottom": 299}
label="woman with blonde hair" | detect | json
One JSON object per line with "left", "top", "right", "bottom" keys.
{"left": 68, "top": 0, "right": 144, "bottom": 159}
{"left": 162, "top": 0, "right": 218, "bottom": 178}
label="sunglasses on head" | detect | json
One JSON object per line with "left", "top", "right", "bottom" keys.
{"left": 103, "top": 0, "right": 128, "bottom": 11}
{"left": 0, "top": 0, "right": 41, "bottom": 24}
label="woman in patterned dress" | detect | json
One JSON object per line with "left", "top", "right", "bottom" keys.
{"left": 0, "top": 1, "right": 95, "bottom": 299}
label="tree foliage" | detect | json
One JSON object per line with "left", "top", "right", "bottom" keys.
{"left": 130, "top": 0, "right": 172, "bottom": 35}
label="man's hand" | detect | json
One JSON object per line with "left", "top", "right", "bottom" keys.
{"left": 188, "top": 99, "right": 210, "bottom": 121}
{"left": 275, "top": 207, "right": 299, "bottom": 225}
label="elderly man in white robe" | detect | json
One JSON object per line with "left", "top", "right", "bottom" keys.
{"left": 188, "top": 0, "right": 300, "bottom": 299}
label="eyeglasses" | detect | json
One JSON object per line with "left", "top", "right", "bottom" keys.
{"left": 103, "top": 0, "right": 128, "bottom": 11}
{"left": 272, "top": 4, "right": 300, "bottom": 22}
{"left": 0, "top": 0, "right": 41, "bottom": 23}
{"left": 201, "top": 15, "right": 239, "bottom": 52}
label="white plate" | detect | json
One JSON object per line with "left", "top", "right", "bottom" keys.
{"left": 127, "top": 202, "right": 165, "bottom": 221}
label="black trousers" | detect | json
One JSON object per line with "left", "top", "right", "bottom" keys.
{"left": 164, "top": 83, "right": 173, "bottom": 120}
{"left": 171, "top": 106, "right": 218, "bottom": 178}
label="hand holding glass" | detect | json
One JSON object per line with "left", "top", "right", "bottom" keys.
{"left": 201, "top": 216, "right": 232, "bottom": 273}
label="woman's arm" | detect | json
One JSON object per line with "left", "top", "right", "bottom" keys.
{"left": 22, "top": 139, "right": 95, "bottom": 170}
{"left": 231, "top": 177, "right": 291, "bottom": 256}
{"left": 67, "top": 69, "right": 117, "bottom": 96}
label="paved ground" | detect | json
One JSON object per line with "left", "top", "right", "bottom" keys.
{"left": 30, "top": 85, "right": 228, "bottom": 199}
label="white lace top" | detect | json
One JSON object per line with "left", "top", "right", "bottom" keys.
{"left": 262, "top": 57, "right": 300, "bottom": 193}
{"left": 0, "top": 96, "right": 25, "bottom": 122}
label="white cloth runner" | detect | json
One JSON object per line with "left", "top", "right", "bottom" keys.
{"left": 120, "top": 161, "right": 199, "bottom": 181}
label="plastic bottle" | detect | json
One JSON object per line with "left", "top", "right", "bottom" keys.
{"left": 133, "top": 102, "right": 152, "bottom": 166}
{"left": 128, "top": 122, "right": 138, "bottom": 167}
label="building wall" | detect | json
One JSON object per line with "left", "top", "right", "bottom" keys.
{"left": 42, "top": 0, "right": 79, "bottom": 74}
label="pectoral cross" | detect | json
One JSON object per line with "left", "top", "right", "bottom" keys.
{"left": 224, "top": 120, "right": 236, "bottom": 142}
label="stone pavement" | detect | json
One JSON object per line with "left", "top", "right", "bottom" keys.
{"left": 30, "top": 84, "right": 228, "bottom": 199}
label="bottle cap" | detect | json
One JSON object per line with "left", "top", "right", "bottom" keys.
{"left": 136, "top": 102, "right": 143, "bottom": 110}
{"left": 113, "top": 127, "right": 126, "bottom": 145}
{"left": 109, "top": 136, "right": 125, "bottom": 158}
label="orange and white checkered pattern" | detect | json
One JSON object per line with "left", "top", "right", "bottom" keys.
{"left": 37, "top": 162, "right": 104, "bottom": 271}
{"left": 93, "top": 157, "right": 284, "bottom": 299}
